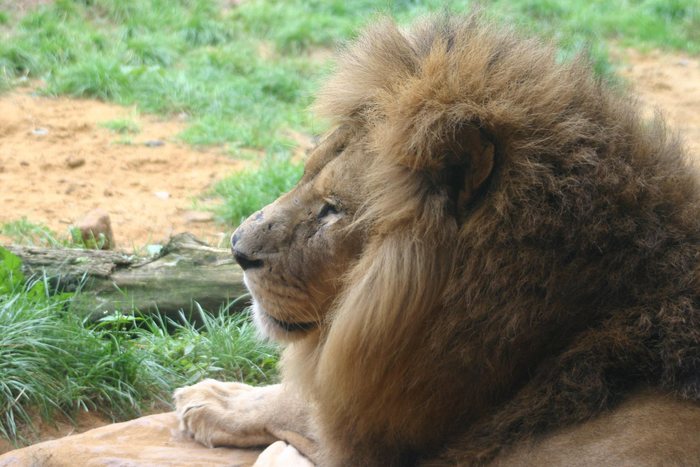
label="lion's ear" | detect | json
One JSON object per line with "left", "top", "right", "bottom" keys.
{"left": 447, "top": 126, "right": 495, "bottom": 212}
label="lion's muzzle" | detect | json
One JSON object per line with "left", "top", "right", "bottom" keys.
{"left": 232, "top": 248, "right": 263, "bottom": 270}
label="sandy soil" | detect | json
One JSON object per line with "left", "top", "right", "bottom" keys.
{"left": 616, "top": 48, "right": 700, "bottom": 156}
{"left": 1, "top": 49, "right": 699, "bottom": 252}
{"left": 0, "top": 89, "right": 242, "bottom": 248}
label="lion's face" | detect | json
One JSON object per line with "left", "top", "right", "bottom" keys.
{"left": 231, "top": 127, "right": 368, "bottom": 342}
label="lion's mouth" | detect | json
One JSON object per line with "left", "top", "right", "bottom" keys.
{"left": 266, "top": 314, "right": 317, "bottom": 333}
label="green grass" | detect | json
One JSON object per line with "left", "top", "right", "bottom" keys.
{"left": 212, "top": 150, "right": 303, "bottom": 226}
{"left": 101, "top": 118, "right": 140, "bottom": 134}
{"left": 0, "top": 247, "right": 278, "bottom": 445}
{"left": 0, "top": 0, "right": 697, "bottom": 225}
{"left": 1, "top": 218, "right": 109, "bottom": 249}
{"left": 1, "top": 219, "right": 68, "bottom": 248}
{"left": 141, "top": 303, "right": 279, "bottom": 386}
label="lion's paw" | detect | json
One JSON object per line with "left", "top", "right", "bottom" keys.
{"left": 174, "top": 379, "right": 275, "bottom": 448}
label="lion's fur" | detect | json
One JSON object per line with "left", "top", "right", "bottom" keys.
{"left": 275, "top": 14, "right": 700, "bottom": 465}
{"left": 180, "top": 13, "right": 700, "bottom": 466}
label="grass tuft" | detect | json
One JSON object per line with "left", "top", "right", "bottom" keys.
{"left": 0, "top": 246, "right": 278, "bottom": 445}
{"left": 47, "top": 55, "right": 132, "bottom": 101}
{"left": 1, "top": 219, "right": 68, "bottom": 248}
{"left": 101, "top": 118, "right": 140, "bottom": 135}
{"left": 1, "top": 219, "right": 110, "bottom": 249}
{"left": 211, "top": 150, "right": 303, "bottom": 226}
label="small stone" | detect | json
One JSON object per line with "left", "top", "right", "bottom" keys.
{"left": 676, "top": 59, "right": 690, "bottom": 67}
{"left": 652, "top": 82, "right": 672, "bottom": 91}
{"left": 66, "top": 156, "right": 86, "bottom": 169}
{"left": 144, "top": 140, "right": 165, "bottom": 148}
{"left": 146, "top": 244, "right": 163, "bottom": 256}
{"left": 74, "top": 208, "right": 115, "bottom": 250}
{"left": 183, "top": 210, "right": 214, "bottom": 223}
{"left": 20, "top": 161, "right": 29, "bottom": 167}
{"left": 103, "top": 189, "right": 114, "bottom": 197}
{"left": 154, "top": 191, "right": 170, "bottom": 200}
{"left": 32, "top": 127, "right": 49, "bottom": 136}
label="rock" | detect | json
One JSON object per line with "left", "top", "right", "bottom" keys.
{"left": 31, "top": 127, "right": 49, "bottom": 136}
{"left": 154, "top": 191, "right": 170, "bottom": 200}
{"left": 75, "top": 208, "right": 115, "bottom": 250}
{"left": 144, "top": 140, "right": 165, "bottom": 147}
{"left": 0, "top": 412, "right": 261, "bottom": 466}
{"left": 66, "top": 155, "right": 86, "bottom": 169}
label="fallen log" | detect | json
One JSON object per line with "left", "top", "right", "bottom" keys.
{"left": 5, "top": 233, "right": 247, "bottom": 320}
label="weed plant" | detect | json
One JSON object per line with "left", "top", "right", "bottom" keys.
{"left": 1, "top": 218, "right": 108, "bottom": 249}
{"left": 0, "top": 247, "right": 278, "bottom": 445}
{"left": 0, "top": 219, "right": 68, "bottom": 248}
{"left": 101, "top": 118, "right": 140, "bottom": 135}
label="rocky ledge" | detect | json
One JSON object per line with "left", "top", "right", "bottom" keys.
{"left": 0, "top": 412, "right": 260, "bottom": 467}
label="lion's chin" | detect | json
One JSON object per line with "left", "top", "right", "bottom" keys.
{"left": 243, "top": 274, "right": 318, "bottom": 341}
{"left": 250, "top": 300, "right": 317, "bottom": 342}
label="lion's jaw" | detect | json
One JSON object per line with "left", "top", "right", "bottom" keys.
{"left": 231, "top": 128, "right": 367, "bottom": 343}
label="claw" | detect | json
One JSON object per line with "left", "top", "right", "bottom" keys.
{"left": 183, "top": 403, "right": 205, "bottom": 415}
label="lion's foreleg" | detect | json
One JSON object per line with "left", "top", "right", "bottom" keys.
{"left": 174, "top": 379, "right": 319, "bottom": 460}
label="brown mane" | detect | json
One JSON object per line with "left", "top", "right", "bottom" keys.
{"left": 285, "top": 13, "right": 700, "bottom": 464}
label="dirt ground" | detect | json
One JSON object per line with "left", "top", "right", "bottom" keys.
{"left": 1, "top": 49, "right": 699, "bottom": 252}
{"left": 616, "top": 48, "right": 700, "bottom": 156}
{"left": 0, "top": 89, "right": 243, "bottom": 248}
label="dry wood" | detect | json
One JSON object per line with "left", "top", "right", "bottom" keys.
{"left": 6, "top": 233, "right": 247, "bottom": 320}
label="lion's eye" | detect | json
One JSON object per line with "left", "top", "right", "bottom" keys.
{"left": 318, "top": 201, "right": 339, "bottom": 219}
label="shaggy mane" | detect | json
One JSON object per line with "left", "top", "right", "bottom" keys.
{"left": 283, "top": 13, "right": 700, "bottom": 465}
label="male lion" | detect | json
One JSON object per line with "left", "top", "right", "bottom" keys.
{"left": 175, "top": 14, "right": 700, "bottom": 465}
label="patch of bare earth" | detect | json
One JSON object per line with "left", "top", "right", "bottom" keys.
{"left": 616, "top": 48, "right": 700, "bottom": 156}
{"left": 0, "top": 88, "right": 243, "bottom": 249}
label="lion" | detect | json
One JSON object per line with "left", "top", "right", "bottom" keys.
{"left": 174, "top": 14, "right": 700, "bottom": 466}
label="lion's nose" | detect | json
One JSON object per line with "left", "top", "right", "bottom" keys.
{"left": 232, "top": 248, "right": 263, "bottom": 271}
{"left": 231, "top": 229, "right": 242, "bottom": 248}
{"left": 231, "top": 211, "right": 266, "bottom": 270}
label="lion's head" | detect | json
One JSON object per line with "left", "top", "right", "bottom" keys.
{"left": 233, "top": 128, "right": 495, "bottom": 345}
{"left": 230, "top": 14, "right": 700, "bottom": 465}
{"left": 230, "top": 125, "right": 371, "bottom": 341}
{"left": 232, "top": 21, "right": 496, "bottom": 345}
